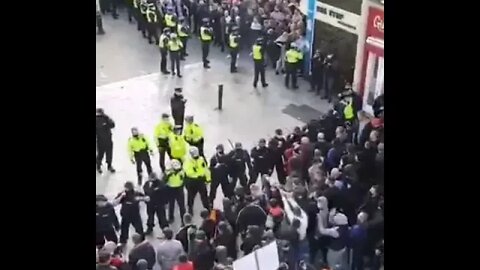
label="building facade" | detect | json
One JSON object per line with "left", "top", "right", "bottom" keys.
{"left": 353, "top": 0, "right": 384, "bottom": 115}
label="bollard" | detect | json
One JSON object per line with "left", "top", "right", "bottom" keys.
{"left": 218, "top": 84, "right": 223, "bottom": 110}
{"left": 96, "top": 12, "right": 105, "bottom": 35}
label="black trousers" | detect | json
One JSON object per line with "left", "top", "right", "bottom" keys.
{"left": 248, "top": 167, "right": 270, "bottom": 186}
{"left": 137, "top": 12, "right": 147, "bottom": 36}
{"left": 160, "top": 49, "right": 168, "bottom": 72}
{"left": 285, "top": 62, "right": 298, "bottom": 88}
{"left": 230, "top": 171, "right": 248, "bottom": 188}
{"left": 230, "top": 49, "right": 238, "bottom": 72}
{"left": 119, "top": 214, "right": 144, "bottom": 243}
{"left": 170, "top": 51, "right": 181, "bottom": 75}
{"left": 186, "top": 179, "right": 209, "bottom": 211}
{"left": 271, "top": 161, "right": 286, "bottom": 185}
{"left": 110, "top": 0, "right": 118, "bottom": 17}
{"left": 126, "top": 2, "right": 134, "bottom": 22}
{"left": 180, "top": 37, "right": 188, "bottom": 58}
{"left": 201, "top": 42, "right": 210, "bottom": 66}
{"left": 253, "top": 61, "right": 267, "bottom": 86}
{"left": 168, "top": 186, "right": 186, "bottom": 221}
{"left": 158, "top": 145, "right": 171, "bottom": 173}
{"left": 310, "top": 71, "right": 323, "bottom": 94}
{"left": 187, "top": 138, "right": 204, "bottom": 158}
{"left": 97, "top": 140, "right": 113, "bottom": 168}
{"left": 99, "top": 0, "right": 110, "bottom": 14}
{"left": 134, "top": 151, "right": 152, "bottom": 183}
{"left": 172, "top": 112, "right": 184, "bottom": 129}
{"left": 146, "top": 203, "right": 168, "bottom": 230}
{"left": 209, "top": 175, "right": 231, "bottom": 204}
{"left": 96, "top": 228, "right": 118, "bottom": 248}
{"left": 147, "top": 23, "right": 159, "bottom": 44}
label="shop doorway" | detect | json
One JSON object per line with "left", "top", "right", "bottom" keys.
{"left": 363, "top": 51, "right": 384, "bottom": 115}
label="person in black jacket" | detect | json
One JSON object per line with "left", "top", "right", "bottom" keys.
{"left": 170, "top": 87, "right": 186, "bottom": 129}
{"left": 190, "top": 230, "right": 215, "bottom": 270}
{"left": 143, "top": 173, "right": 169, "bottom": 234}
{"left": 96, "top": 195, "right": 120, "bottom": 248}
{"left": 128, "top": 233, "right": 156, "bottom": 270}
{"left": 115, "top": 181, "right": 147, "bottom": 244}
{"left": 309, "top": 49, "right": 324, "bottom": 95}
{"left": 227, "top": 142, "right": 252, "bottom": 189}
{"left": 249, "top": 139, "right": 271, "bottom": 186}
{"left": 96, "top": 108, "right": 116, "bottom": 174}
{"left": 209, "top": 144, "right": 232, "bottom": 204}
{"left": 268, "top": 137, "right": 286, "bottom": 185}
{"left": 236, "top": 200, "right": 267, "bottom": 237}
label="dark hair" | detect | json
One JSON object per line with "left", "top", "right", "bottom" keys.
{"left": 200, "top": 209, "right": 210, "bottom": 219}
{"left": 179, "top": 254, "right": 188, "bottom": 263}
{"left": 163, "top": 228, "right": 174, "bottom": 240}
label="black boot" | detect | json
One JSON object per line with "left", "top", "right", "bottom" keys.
{"left": 97, "top": 165, "right": 103, "bottom": 174}
{"left": 107, "top": 165, "right": 116, "bottom": 173}
{"left": 137, "top": 175, "right": 143, "bottom": 186}
{"left": 188, "top": 207, "right": 193, "bottom": 215}
{"left": 145, "top": 227, "right": 153, "bottom": 235}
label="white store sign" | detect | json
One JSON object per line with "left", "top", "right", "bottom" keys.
{"left": 299, "top": 1, "right": 360, "bottom": 35}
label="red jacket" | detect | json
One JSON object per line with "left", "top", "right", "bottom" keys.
{"left": 173, "top": 261, "right": 194, "bottom": 270}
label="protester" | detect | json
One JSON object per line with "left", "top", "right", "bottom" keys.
{"left": 128, "top": 233, "right": 156, "bottom": 270}
{"left": 157, "top": 228, "right": 185, "bottom": 270}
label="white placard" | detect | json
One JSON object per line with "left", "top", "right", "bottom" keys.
{"left": 255, "top": 242, "right": 280, "bottom": 270}
{"left": 233, "top": 252, "right": 257, "bottom": 270}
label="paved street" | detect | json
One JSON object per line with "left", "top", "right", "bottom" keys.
{"left": 96, "top": 10, "right": 332, "bottom": 262}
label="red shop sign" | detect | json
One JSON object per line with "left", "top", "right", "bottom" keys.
{"left": 367, "top": 7, "right": 384, "bottom": 40}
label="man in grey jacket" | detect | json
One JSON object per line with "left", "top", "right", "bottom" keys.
{"left": 157, "top": 228, "right": 185, "bottom": 270}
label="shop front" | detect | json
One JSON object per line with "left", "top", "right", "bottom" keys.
{"left": 353, "top": 2, "right": 384, "bottom": 116}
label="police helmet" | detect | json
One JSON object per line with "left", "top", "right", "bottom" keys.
{"left": 185, "top": 115, "right": 194, "bottom": 123}
{"left": 161, "top": 113, "right": 169, "bottom": 119}
{"left": 170, "top": 159, "right": 181, "bottom": 170}
{"left": 290, "top": 42, "right": 297, "bottom": 49}
{"left": 96, "top": 194, "right": 108, "bottom": 202}
{"left": 173, "top": 125, "right": 182, "bottom": 131}
{"left": 189, "top": 146, "right": 199, "bottom": 157}
{"left": 255, "top": 37, "right": 264, "bottom": 45}
{"left": 163, "top": 27, "right": 171, "bottom": 33}
{"left": 231, "top": 26, "right": 239, "bottom": 32}
{"left": 170, "top": 33, "right": 177, "bottom": 39}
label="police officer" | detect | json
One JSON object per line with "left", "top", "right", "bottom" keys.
{"left": 143, "top": 173, "right": 168, "bottom": 234}
{"left": 165, "top": 159, "right": 186, "bottom": 224}
{"left": 252, "top": 38, "right": 269, "bottom": 88}
{"left": 168, "top": 125, "right": 188, "bottom": 162}
{"left": 170, "top": 87, "right": 186, "bottom": 128}
{"left": 309, "top": 49, "right": 324, "bottom": 95}
{"left": 177, "top": 17, "right": 190, "bottom": 60}
{"left": 139, "top": 0, "right": 149, "bottom": 39}
{"left": 159, "top": 27, "right": 171, "bottom": 75}
{"left": 126, "top": 0, "right": 135, "bottom": 23}
{"left": 110, "top": 0, "right": 119, "bottom": 19}
{"left": 228, "top": 26, "right": 240, "bottom": 73}
{"left": 285, "top": 43, "right": 303, "bottom": 89}
{"left": 128, "top": 127, "right": 154, "bottom": 186}
{"left": 227, "top": 142, "right": 252, "bottom": 189}
{"left": 146, "top": 3, "right": 160, "bottom": 45}
{"left": 184, "top": 146, "right": 211, "bottom": 214}
{"left": 184, "top": 115, "right": 205, "bottom": 158}
{"left": 249, "top": 138, "right": 271, "bottom": 186}
{"left": 114, "top": 181, "right": 147, "bottom": 245}
{"left": 209, "top": 144, "right": 232, "bottom": 204}
{"left": 154, "top": 113, "right": 173, "bottom": 173}
{"left": 200, "top": 18, "right": 213, "bottom": 69}
{"left": 96, "top": 108, "right": 116, "bottom": 174}
{"left": 164, "top": 7, "right": 177, "bottom": 30}
{"left": 96, "top": 194, "right": 120, "bottom": 248}
{"left": 168, "top": 33, "right": 183, "bottom": 77}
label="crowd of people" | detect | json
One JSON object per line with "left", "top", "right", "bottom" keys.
{"left": 96, "top": 87, "right": 385, "bottom": 270}
{"left": 97, "top": 0, "right": 350, "bottom": 100}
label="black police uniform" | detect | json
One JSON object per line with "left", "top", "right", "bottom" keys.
{"left": 268, "top": 139, "right": 286, "bottom": 185}
{"left": 209, "top": 152, "right": 232, "bottom": 204}
{"left": 143, "top": 178, "right": 169, "bottom": 233}
{"left": 249, "top": 145, "right": 271, "bottom": 185}
{"left": 310, "top": 53, "right": 324, "bottom": 95}
{"left": 96, "top": 201, "right": 120, "bottom": 247}
{"left": 170, "top": 92, "right": 186, "bottom": 128}
{"left": 227, "top": 148, "right": 252, "bottom": 188}
{"left": 115, "top": 190, "right": 145, "bottom": 244}
{"left": 96, "top": 113, "right": 115, "bottom": 171}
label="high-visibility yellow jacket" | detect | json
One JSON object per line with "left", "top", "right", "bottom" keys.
{"left": 183, "top": 156, "right": 211, "bottom": 182}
